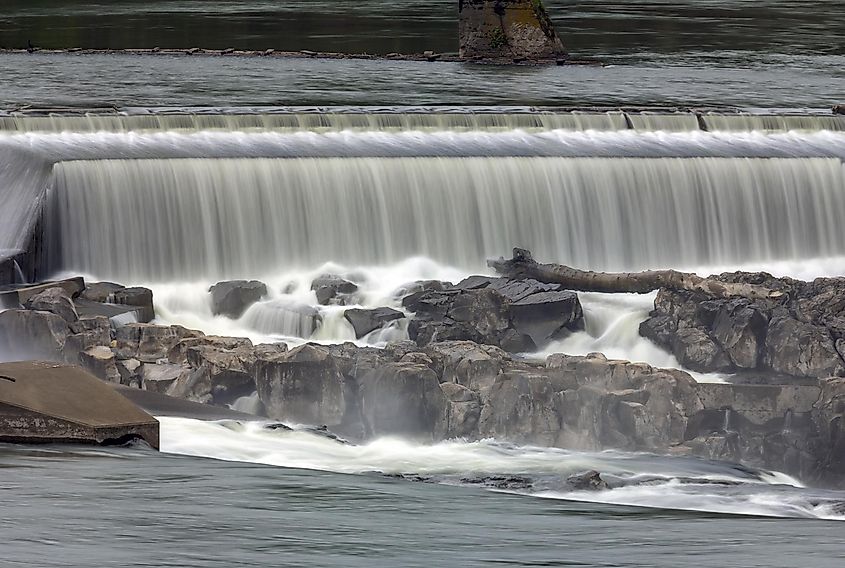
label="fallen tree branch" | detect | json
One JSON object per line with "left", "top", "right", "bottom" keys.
{"left": 487, "top": 248, "right": 784, "bottom": 300}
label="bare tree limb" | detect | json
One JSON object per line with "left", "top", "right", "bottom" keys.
{"left": 487, "top": 248, "right": 784, "bottom": 300}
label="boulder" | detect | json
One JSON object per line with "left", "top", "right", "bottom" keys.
{"left": 168, "top": 335, "right": 252, "bottom": 364}
{"left": 13, "top": 277, "right": 85, "bottom": 305}
{"left": 359, "top": 362, "right": 449, "bottom": 441}
{"left": 168, "top": 344, "right": 257, "bottom": 405}
{"left": 79, "top": 345, "right": 120, "bottom": 383}
{"left": 79, "top": 282, "right": 125, "bottom": 303}
{"left": 405, "top": 277, "right": 583, "bottom": 352}
{"left": 116, "top": 323, "right": 197, "bottom": 363}
{"left": 66, "top": 315, "right": 112, "bottom": 355}
{"left": 23, "top": 287, "right": 78, "bottom": 324}
{"left": 710, "top": 299, "right": 768, "bottom": 369}
{"left": 477, "top": 370, "right": 560, "bottom": 446}
{"left": 253, "top": 343, "right": 347, "bottom": 427}
{"left": 765, "top": 315, "right": 845, "bottom": 378}
{"left": 80, "top": 282, "right": 155, "bottom": 323}
{"left": 344, "top": 307, "right": 405, "bottom": 339}
{"left": 117, "top": 358, "right": 143, "bottom": 388}
{"left": 142, "top": 362, "right": 191, "bottom": 395}
{"left": 459, "top": 0, "right": 567, "bottom": 61}
{"left": 209, "top": 280, "right": 268, "bottom": 319}
{"left": 0, "top": 309, "right": 69, "bottom": 360}
{"left": 311, "top": 274, "right": 358, "bottom": 306}
{"left": 241, "top": 300, "right": 321, "bottom": 337}
{"left": 640, "top": 273, "right": 845, "bottom": 380}
{"left": 112, "top": 287, "right": 155, "bottom": 323}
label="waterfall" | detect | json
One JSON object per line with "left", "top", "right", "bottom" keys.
{"left": 3, "top": 111, "right": 844, "bottom": 135}
{"left": 46, "top": 156, "right": 845, "bottom": 282}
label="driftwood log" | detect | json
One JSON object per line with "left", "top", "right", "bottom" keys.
{"left": 487, "top": 248, "right": 784, "bottom": 301}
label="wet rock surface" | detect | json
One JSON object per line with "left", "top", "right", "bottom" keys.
{"left": 344, "top": 307, "right": 405, "bottom": 339}
{"left": 641, "top": 273, "right": 845, "bottom": 379}
{"left": 209, "top": 280, "right": 268, "bottom": 319}
{"left": 404, "top": 276, "right": 583, "bottom": 352}
{"left": 5, "top": 273, "right": 845, "bottom": 484}
{"left": 311, "top": 274, "right": 359, "bottom": 306}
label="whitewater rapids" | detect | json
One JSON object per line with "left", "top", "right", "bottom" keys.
{"left": 159, "top": 416, "right": 845, "bottom": 521}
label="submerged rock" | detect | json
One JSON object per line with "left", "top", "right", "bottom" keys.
{"left": 209, "top": 280, "right": 268, "bottom": 319}
{"left": 566, "top": 470, "right": 609, "bottom": 491}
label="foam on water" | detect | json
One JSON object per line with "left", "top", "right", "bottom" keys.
{"left": 159, "top": 416, "right": 845, "bottom": 521}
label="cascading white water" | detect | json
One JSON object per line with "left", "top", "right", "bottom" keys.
{"left": 48, "top": 156, "right": 845, "bottom": 281}
{"left": 0, "top": 111, "right": 629, "bottom": 134}
{"left": 4, "top": 111, "right": 844, "bottom": 135}
{"left": 159, "top": 416, "right": 845, "bottom": 521}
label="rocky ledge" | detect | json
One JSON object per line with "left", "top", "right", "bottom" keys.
{"left": 2, "top": 270, "right": 845, "bottom": 486}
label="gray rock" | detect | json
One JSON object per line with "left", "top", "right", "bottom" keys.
{"left": 67, "top": 315, "right": 111, "bottom": 353}
{"left": 405, "top": 277, "right": 583, "bottom": 352}
{"left": 711, "top": 299, "right": 768, "bottom": 369}
{"left": 116, "top": 323, "right": 196, "bottom": 363}
{"left": 566, "top": 470, "right": 609, "bottom": 491}
{"left": 254, "top": 343, "right": 347, "bottom": 427}
{"left": 478, "top": 370, "right": 560, "bottom": 446}
{"left": 765, "top": 315, "right": 845, "bottom": 378}
{"left": 344, "top": 307, "right": 405, "bottom": 339}
{"left": 143, "top": 362, "right": 191, "bottom": 394}
{"left": 79, "top": 345, "right": 120, "bottom": 383}
{"left": 311, "top": 274, "right": 358, "bottom": 306}
{"left": 79, "top": 282, "right": 125, "bottom": 303}
{"left": 0, "top": 309, "right": 69, "bottom": 360}
{"left": 671, "top": 327, "right": 732, "bottom": 373}
{"left": 23, "top": 287, "right": 78, "bottom": 324}
{"left": 117, "top": 358, "right": 143, "bottom": 388}
{"left": 359, "top": 362, "right": 449, "bottom": 441}
{"left": 169, "top": 344, "right": 257, "bottom": 405}
{"left": 209, "top": 280, "right": 268, "bottom": 319}
{"left": 441, "top": 382, "right": 482, "bottom": 438}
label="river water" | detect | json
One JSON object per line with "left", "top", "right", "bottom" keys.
{"left": 3, "top": 1, "right": 845, "bottom": 563}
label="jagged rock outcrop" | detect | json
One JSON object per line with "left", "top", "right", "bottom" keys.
{"left": 404, "top": 276, "right": 583, "bottom": 352}
{"left": 80, "top": 281, "right": 155, "bottom": 323}
{"left": 459, "top": 0, "right": 567, "bottom": 62}
{"left": 640, "top": 273, "right": 845, "bottom": 379}
{"left": 24, "top": 287, "right": 79, "bottom": 324}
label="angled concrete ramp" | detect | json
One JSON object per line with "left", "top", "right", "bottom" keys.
{"left": 0, "top": 361, "right": 159, "bottom": 448}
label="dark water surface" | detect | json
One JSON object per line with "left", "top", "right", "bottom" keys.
{"left": 1, "top": 1, "right": 842, "bottom": 108}
{"left": 2, "top": 442, "right": 843, "bottom": 568}
{"left": 2, "top": 0, "right": 843, "bottom": 56}
{"left": 1, "top": 51, "right": 842, "bottom": 108}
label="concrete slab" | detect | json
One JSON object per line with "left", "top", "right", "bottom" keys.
{"left": 0, "top": 361, "right": 159, "bottom": 448}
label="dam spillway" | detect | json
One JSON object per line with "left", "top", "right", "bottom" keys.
{"left": 1, "top": 108, "right": 844, "bottom": 301}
